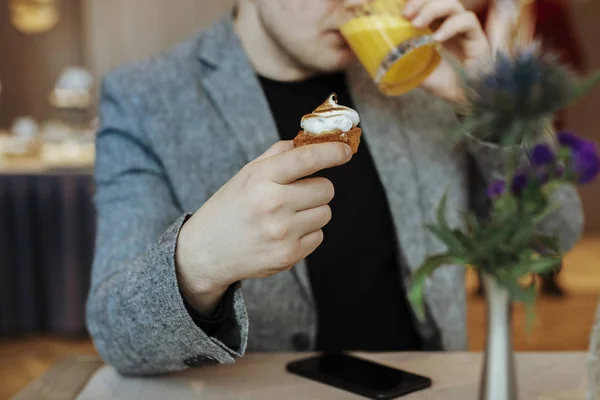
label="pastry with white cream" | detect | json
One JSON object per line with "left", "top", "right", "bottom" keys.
{"left": 293, "top": 93, "right": 362, "bottom": 154}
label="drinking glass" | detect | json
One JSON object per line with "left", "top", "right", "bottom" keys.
{"left": 340, "top": 0, "right": 441, "bottom": 96}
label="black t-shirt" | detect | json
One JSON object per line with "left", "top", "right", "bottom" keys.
{"left": 256, "top": 73, "right": 422, "bottom": 352}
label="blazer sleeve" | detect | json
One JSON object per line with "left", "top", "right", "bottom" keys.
{"left": 466, "top": 137, "right": 584, "bottom": 253}
{"left": 86, "top": 74, "right": 248, "bottom": 376}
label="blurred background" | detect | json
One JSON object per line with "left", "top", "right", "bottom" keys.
{"left": 0, "top": 0, "right": 599, "bottom": 398}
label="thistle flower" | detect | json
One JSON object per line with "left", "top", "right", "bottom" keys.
{"left": 557, "top": 131, "right": 582, "bottom": 150}
{"left": 470, "top": 48, "right": 572, "bottom": 112}
{"left": 531, "top": 144, "right": 555, "bottom": 166}
{"left": 486, "top": 173, "right": 536, "bottom": 199}
{"left": 460, "top": 45, "right": 584, "bottom": 145}
{"left": 487, "top": 180, "right": 506, "bottom": 199}
{"left": 556, "top": 132, "right": 600, "bottom": 184}
{"left": 511, "top": 173, "right": 528, "bottom": 195}
{"left": 572, "top": 140, "right": 600, "bottom": 184}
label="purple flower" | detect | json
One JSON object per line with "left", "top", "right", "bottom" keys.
{"left": 554, "top": 132, "right": 600, "bottom": 184}
{"left": 531, "top": 144, "right": 555, "bottom": 166}
{"left": 487, "top": 180, "right": 506, "bottom": 199}
{"left": 572, "top": 140, "right": 600, "bottom": 184}
{"left": 557, "top": 132, "right": 584, "bottom": 150}
{"left": 511, "top": 173, "right": 528, "bottom": 195}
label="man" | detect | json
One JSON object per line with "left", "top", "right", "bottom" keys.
{"left": 87, "top": 0, "right": 583, "bottom": 375}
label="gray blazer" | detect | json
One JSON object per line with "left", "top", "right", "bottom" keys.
{"left": 87, "top": 17, "right": 583, "bottom": 375}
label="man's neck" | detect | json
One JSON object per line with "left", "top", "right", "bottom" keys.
{"left": 233, "top": 5, "right": 314, "bottom": 82}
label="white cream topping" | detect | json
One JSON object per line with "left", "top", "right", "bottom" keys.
{"left": 300, "top": 93, "right": 360, "bottom": 135}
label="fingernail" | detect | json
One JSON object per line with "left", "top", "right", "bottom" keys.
{"left": 412, "top": 17, "right": 424, "bottom": 28}
{"left": 403, "top": 4, "right": 414, "bottom": 16}
{"left": 345, "top": 145, "right": 352, "bottom": 158}
{"left": 433, "top": 31, "right": 444, "bottom": 41}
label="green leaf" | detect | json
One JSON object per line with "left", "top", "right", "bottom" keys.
{"left": 533, "top": 201, "right": 560, "bottom": 225}
{"left": 427, "top": 191, "right": 469, "bottom": 255}
{"left": 426, "top": 224, "right": 467, "bottom": 255}
{"left": 526, "top": 256, "right": 561, "bottom": 275}
{"left": 492, "top": 274, "right": 539, "bottom": 334}
{"left": 454, "top": 114, "right": 497, "bottom": 143}
{"left": 509, "top": 215, "right": 534, "bottom": 251}
{"left": 504, "top": 279, "right": 536, "bottom": 305}
{"left": 556, "top": 147, "right": 572, "bottom": 165}
{"left": 492, "top": 195, "right": 518, "bottom": 221}
{"left": 542, "top": 181, "right": 564, "bottom": 195}
{"left": 408, "top": 253, "right": 468, "bottom": 321}
{"left": 452, "top": 229, "right": 473, "bottom": 253}
{"left": 464, "top": 211, "right": 481, "bottom": 234}
{"left": 436, "top": 191, "right": 450, "bottom": 228}
{"left": 498, "top": 273, "right": 536, "bottom": 332}
{"left": 472, "top": 218, "right": 516, "bottom": 261}
{"left": 507, "top": 251, "right": 536, "bottom": 279}
{"left": 525, "top": 300, "right": 536, "bottom": 334}
{"left": 509, "top": 257, "right": 559, "bottom": 280}
{"left": 532, "top": 234, "right": 561, "bottom": 255}
{"left": 523, "top": 277, "right": 538, "bottom": 334}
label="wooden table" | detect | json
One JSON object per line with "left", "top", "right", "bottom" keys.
{"left": 13, "top": 352, "right": 588, "bottom": 399}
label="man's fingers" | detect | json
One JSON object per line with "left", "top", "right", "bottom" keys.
{"left": 403, "top": 0, "right": 429, "bottom": 19}
{"left": 297, "top": 229, "right": 325, "bottom": 260}
{"left": 294, "top": 205, "right": 332, "bottom": 237}
{"left": 287, "top": 177, "right": 335, "bottom": 211}
{"left": 252, "top": 141, "right": 295, "bottom": 164}
{"left": 410, "top": 0, "right": 464, "bottom": 29}
{"left": 267, "top": 143, "right": 352, "bottom": 184}
{"left": 433, "top": 11, "right": 483, "bottom": 42}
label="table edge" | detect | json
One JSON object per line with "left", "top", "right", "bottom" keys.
{"left": 11, "top": 355, "right": 104, "bottom": 400}
{"left": 11, "top": 351, "right": 589, "bottom": 400}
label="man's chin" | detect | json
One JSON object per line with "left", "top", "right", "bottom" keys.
{"left": 324, "top": 46, "right": 357, "bottom": 68}
{"left": 296, "top": 48, "right": 357, "bottom": 75}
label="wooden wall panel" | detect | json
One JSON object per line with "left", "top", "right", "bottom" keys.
{"left": 568, "top": 1, "right": 600, "bottom": 230}
{"left": 82, "top": 0, "right": 234, "bottom": 79}
{"left": 0, "top": 0, "right": 84, "bottom": 127}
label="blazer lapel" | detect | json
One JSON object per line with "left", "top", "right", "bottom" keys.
{"left": 196, "top": 18, "right": 279, "bottom": 161}
{"left": 196, "top": 17, "right": 314, "bottom": 306}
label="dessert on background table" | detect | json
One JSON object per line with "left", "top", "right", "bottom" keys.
{"left": 294, "top": 93, "right": 362, "bottom": 154}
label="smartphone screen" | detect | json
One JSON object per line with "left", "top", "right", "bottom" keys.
{"left": 286, "top": 353, "right": 432, "bottom": 399}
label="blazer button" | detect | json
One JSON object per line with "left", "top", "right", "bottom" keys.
{"left": 292, "top": 332, "right": 311, "bottom": 351}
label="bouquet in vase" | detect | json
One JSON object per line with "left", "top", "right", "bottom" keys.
{"left": 408, "top": 44, "right": 600, "bottom": 400}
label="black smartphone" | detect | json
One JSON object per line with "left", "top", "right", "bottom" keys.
{"left": 286, "top": 353, "right": 432, "bottom": 399}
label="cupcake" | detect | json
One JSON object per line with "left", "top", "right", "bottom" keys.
{"left": 293, "top": 93, "right": 362, "bottom": 154}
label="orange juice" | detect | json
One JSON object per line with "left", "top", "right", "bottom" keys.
{"left": 340, "top": 15, "right": 441, "bottom": 96}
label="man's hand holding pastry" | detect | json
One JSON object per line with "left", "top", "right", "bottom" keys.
{"left": 176, "top": 141, "right": 352, "bottom": 315}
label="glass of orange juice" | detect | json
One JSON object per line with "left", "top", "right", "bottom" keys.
{"left": 340, "top": 0, "right": 441, "bottom": 96}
